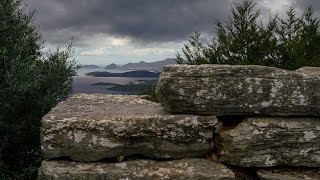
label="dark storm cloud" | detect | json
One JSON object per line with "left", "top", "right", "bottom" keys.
{"left": 23, "top": 0, "right": 232, "bottom": 44}
{"left": 293, "top": 0, "right": 320, "bottom": 11}
{"left": 23, "top": 0, "right": 320, "bottom": 46}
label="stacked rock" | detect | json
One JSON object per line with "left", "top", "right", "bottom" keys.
{"left": 38, "top": 94, "right": 235, "bottom": 179}
{"left": 38, "top": 64, "right": 320, "bottom": 179}
{"left": 156, "top": 64, "right": 320, "bottom": 179}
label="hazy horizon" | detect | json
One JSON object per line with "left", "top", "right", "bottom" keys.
{"left": 80, "top": 57, "right": 176, "bottom": 66}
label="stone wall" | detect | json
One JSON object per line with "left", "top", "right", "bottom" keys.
{"left": 39, "top": 64, "right": 320, "bottom": 179}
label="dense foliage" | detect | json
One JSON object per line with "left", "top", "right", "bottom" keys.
{"left": 177, "top": 0, "right": 320, "bottom": 70}
{"left": 0, "top": 0, "right": 78, "bottom": 179}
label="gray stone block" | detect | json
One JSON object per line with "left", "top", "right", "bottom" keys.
{"left": 41, "top": 94, "right": 218, "bottom": 162}
{"left": 218, "top": 116, "right": 320, "bottom": 167}
{"left": 38, "top": 159, "right": 235, "bottom": 180}
{"left": 257, "top": 168, "right": 320, "bottom": 180}
{"left": 157, "top": 65, "right": 320, "bottom": 116}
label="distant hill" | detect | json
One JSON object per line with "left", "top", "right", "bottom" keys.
{"left": 85, "top": 70, "right": 160, "bottom": 78}
{"left": 105, "top": 58, "right": 176, "bottom": 71}
{"left": 81, "top": 64, "right": 100, "bottom": 68}
{"left": 105, "top": 63, "right": 119, "bottom": 69}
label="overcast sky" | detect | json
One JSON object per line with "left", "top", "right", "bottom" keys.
{"left": 23, "top": 0, "right": 320, "bottom": 65}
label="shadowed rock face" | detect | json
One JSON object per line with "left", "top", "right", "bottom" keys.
{"left": 257, "top": 168, "right": 320, "bottom": 180}
{"left": 41, "top": 94, "right": 218, "bottom": 162}
{"left": 218, "top": 116, "right": 320, "bottom": 167}
{"left": 157, "top": 65, "right": 320, "bottom": 116}
{"left": 38, "top": 159, "right": 235, "bottom": 180}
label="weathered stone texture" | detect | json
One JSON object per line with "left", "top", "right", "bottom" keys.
{"left": 41, "top": 94, "right": 218, "bottom": 162}
{"left": 38, "top": 159, "right": 235, "bottom": 180}
{"left": 218, "top": 117, "right": 320, "bottom": 167}
{"left": 157, "top": 65, "right": 320, "bottom": 116}
{"left": 257, "top": 168, "right": 320, "bottom": 180}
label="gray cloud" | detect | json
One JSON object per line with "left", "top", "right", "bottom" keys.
{"left": 24, "top": 0, "right": 232, "bottom": 44}
{"left": 294, "top": 0, "right": 320, "bottom": 10}
{"left": 22, "top": 0, "right": 320, "bottom": 46}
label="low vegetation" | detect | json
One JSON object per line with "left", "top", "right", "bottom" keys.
{"left": 141, "top": 86, "right": 159, "bottom": 102}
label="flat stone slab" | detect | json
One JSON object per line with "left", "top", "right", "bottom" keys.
{"left": 257, "top": 168, "right": 320, "bottom": 180}
{"left": 156, "top": 65, "right": 320, "bottom": 116}
{"left": 38, "top": 159, "right": 235, "bottom": 180}
{"left": 41, "top": 94, "right": 218, "bottom": 162}
{"left": 217, "top": 117, "right": 320, "bottom": 167}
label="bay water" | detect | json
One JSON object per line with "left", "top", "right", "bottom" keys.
{"left": 72, "top": 68, "right": 157, "bottom": 95}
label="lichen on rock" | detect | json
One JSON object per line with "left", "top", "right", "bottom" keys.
{"left": 38, "top": 159, "right": 235, "bottom": 180}
{"left": 41, "top": 94, "right": 218, "bottom": 162}
{"left": 218, "top": 116, "right": 320, "bottom": 167}
{"left": 157, "top": 64, "right": 320, "bottom": 116}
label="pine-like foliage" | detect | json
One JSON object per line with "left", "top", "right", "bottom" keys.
{"left": 0, "top": 0, "right": 79, "bottom": 179}
{"left": 177, "top": 0, "right": 320, "bottom": 70}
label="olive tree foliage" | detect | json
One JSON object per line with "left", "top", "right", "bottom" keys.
{"left": 177, "top": 0, "right": 320, "bottom": 70}
{"left": 0, "top": 0, "right": 78, "bottom": 178}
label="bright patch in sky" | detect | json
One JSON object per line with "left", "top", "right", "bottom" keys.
{"left": 80, "top": 47, "right": 107, "bottom": 56}
{"left": 71, "top": 33, "right": 181, "bottom": 64}
{"left": 73, "top": 34, "right": 180, "bottom": 64}
{"left": 261, "top": 0, "right": 293, "bottom": 13}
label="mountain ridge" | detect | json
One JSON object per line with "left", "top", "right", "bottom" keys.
{"left": 81, "top": 64, "right": 101, "bottom": 68}
{"left": 105, "top": 58, "right": 176, "bottom": 71}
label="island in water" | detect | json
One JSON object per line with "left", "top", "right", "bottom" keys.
{"left": 86, "top": 70, "right": 160, "bottom": 78}
{"left": 91, "top": 80, "right": 158, "bottom": 95}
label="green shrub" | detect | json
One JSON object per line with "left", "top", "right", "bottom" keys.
{"left": 141, "top": 86, "right": 159, "bottom": 102}
{"left": 177, "top": 0, "right": 320, "bottom": 70}
{"left": 0, "top": 0, "right": 78, "bottom": 179}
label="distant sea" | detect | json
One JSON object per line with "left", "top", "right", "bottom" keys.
{"left": 72, "top": 68, "right": 157, "bottom": 95}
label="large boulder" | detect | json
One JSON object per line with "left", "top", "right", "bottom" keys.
{"left": 38, "top": 159, "right": 235, "bottom": 180}
{"left": 257, "top": 168, "right": 320, "bottom": 180}
{"left": 41, "top": 94, "right": 218, "bottom": 162}
{"left": 157, "top": 65, "right": 320, "bottom": 116}
{"left": 217, "top": 116, "right": 320, "bottom": 167}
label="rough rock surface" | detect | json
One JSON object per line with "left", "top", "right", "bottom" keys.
{"left": 217, "top": 117, "right": 320, "bottom": 167}
{"left": 257, "top": 168, "right": 320, "bottom": 180}
{"left": 38, "top": 159, "right": 235, "bottom": 180}
{"left": 41, "top": 94, "right": 218, "bottom": 162}
{"left": 156, "top": 65, "right": 320, "bottom": 116}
